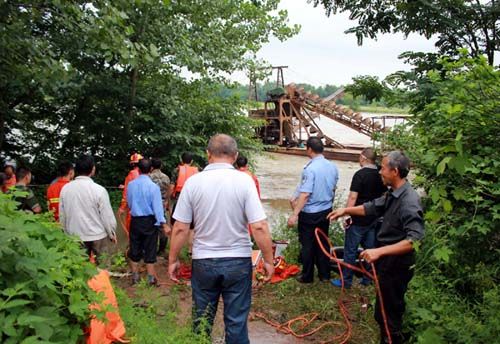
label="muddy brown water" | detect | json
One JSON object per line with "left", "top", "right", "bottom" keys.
{"left": 256, "top": 152, "right": 358, "bottom": 230}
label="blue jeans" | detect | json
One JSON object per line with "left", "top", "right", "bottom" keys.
{"left": 191, "top": 258, "right": 252, "bottom": 344}
{"left": 342, "top": 223, "right": 376, "bottom": 286}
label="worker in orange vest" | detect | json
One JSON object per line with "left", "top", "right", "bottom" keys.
{"left": 170, "top": 152, "right": 198, "bottom": 255}
{"left": 2, "top": 162, "right": 17, "bottom": 193}
{"left": 46, "top": 161, "right": 74, "bottom": 221}
{"left": 236, "top": 155, "right": 261, "bottom": 236}
{"left": 235, "top": 155, "right": 261, "bottom": 198}
{"left": 118, "top": 153, "right": 142, "bottom": 237}
{"left": 171, "top": 152, "right": 199, "bottom": 200}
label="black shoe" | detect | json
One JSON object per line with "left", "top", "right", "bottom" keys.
{"left": 295, "top": 275, "right": 313, "bottom": 284}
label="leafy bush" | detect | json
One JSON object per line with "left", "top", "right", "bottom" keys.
{"left": 384, "top": 54, "right": 500, "bottom": 342}
{"left": 0, "top": 192, "right": 98, "bottom": 343}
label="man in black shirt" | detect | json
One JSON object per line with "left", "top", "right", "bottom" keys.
{"left": 331, "top": 147, "right": 387, "bottom": 288}
{"left": 328, "top": 151, "right": 424, "bottom": 344}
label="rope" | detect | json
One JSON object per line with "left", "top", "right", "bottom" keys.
{"left": 314, "top": 228, "right": 392, "bottom": 344}
{"left": 253, "top": 228, "right": 392, "bottom": 344}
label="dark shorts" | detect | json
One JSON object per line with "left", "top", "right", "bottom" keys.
{"left": 129, "top": 215, "right": 159, "bottom": 264}
{"left": 82, "top": 237, "right": 110, "bottom": 264}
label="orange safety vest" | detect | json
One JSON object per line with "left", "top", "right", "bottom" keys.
{"left": 119, "top": 168, "right": 139, "bottom": 210}
{"left": 46, "top": 178, "right": 70, "bottom": 221}
{"left": 119, "top": 168, "right": 139, "bottom": 238}
{"left": 174, "top": 165, "right": 198, "bottom": 197}
{"left": 238, "top": 167, "right": 261, "bottom": 199}
{"left": 2, "top": 175, "right": 16, "bottom": 193}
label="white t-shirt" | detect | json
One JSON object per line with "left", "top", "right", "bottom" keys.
{"left": 173, "top": 162, "right": 266, "bottom": 259}
{"left": 59, "top": 176, "right": 116, "bottom": 242}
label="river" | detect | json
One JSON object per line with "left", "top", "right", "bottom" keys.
{"left": 255, "top": 152, "right": 359, "bottom": 231}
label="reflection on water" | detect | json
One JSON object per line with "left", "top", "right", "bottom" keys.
{"left": 255, "top": 152, "right": 359, "bottom": 232}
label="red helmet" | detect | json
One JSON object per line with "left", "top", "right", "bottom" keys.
{"left": 129, "top": 153, "right": 143, "bottom": 164}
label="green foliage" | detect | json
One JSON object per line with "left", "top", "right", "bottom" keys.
{"left": 345, "top": 75, "right": 387, "bottom": 103}
{"left": 384, "top": 55, "right": 500, "bottom": 342}
{"left": 311, "top": 0, "right": 499, "bottom": 65}
{"left": 0, "top": 193, "right": 98, "bottom": 343}
{"left": 115, "top": 283, "right": 210, "bottom": 343}
{"left": 407, "top": 276, "right": 500, "bottom": 344}
{"left": 1, "top": 1, "right": 298, "bottom": 185}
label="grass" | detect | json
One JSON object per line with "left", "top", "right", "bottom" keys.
{"left": 111, "top": 211, "right": 379, "bottom": 343}
{"left": 252, "top": 278, "right": 379, "bottom": 343}
{"left": 357, "top": 105, "right": 409, "bottom": 115}
{"left": 114, "top": 281, "right": 210, "bottom": 344}
{"left": 251, "top": 216, "right": 380, "bottom": 343}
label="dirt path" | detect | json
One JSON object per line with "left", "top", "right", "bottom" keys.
{"left": 115, "top": 257, "right": 301, "bottom": 344}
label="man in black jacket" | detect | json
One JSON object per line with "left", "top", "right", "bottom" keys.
{"left": 328, "top": 151, "right": 424, "bottom": 344}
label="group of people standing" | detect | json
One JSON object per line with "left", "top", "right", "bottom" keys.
{"left": 287, "top": 136, "right": 424, "bottom": 344}
{"left": 2, "top": 133, "right": 424, "bottom": 344}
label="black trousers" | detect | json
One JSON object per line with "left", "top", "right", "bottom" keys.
{"left": 129, "top": 215, "right": 159, "bottom": 264}
{"left": 374, "top": 252, "right": 415, "bottom": 344}
{"left": 297, "top": 208, "right": 331, "bottom": 282}
{"left": 158, "top": 230, "right": 168, "bottom": 254}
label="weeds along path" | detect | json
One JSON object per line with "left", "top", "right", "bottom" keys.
{"left": 113, "top": 257, "right": 302, "bottom": 343}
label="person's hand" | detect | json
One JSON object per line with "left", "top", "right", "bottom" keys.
{"left": 360, "top": 248, "right": 382, "bottom": 263}
{"left": 262, "top": 260, "right": 275, "bottom": 282}
{"left": 117, "top": 207, "right": 126, "bottom": 216}
{"left": 287, "top": 214, "right": 298, "bottom": 227}
{"left": 109, "top": 233, "right": 117, "bottom": 244}
{"left": 162, "top": 223, "right": 172, "bottom": 236}
{"left": 327, "top": 208, "right": 346, "bottom": 221}
{"left": 168, "top": 260, "right": 181, "bottom": 283}
{"left": 343, "top": 217, "right": 352, "bottom": 230}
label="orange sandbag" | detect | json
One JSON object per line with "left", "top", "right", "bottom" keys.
{"left": 86, "top": 270, "right": 128, "bottom": 344}
{"left": 270, "top": 264, "right": 300, "bottom": 284}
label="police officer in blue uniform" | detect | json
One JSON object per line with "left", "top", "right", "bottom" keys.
{"left": 288, "top": 137, "right": 339, "bottom": 283}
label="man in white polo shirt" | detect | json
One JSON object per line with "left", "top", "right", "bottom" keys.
{"left": 168, "top": 134, "right": 274, "bottom": 344}
{"left": 59, "top": 155, "right": 117, "bottom": 264}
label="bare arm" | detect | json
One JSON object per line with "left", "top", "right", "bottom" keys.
{"left": 346, "top": 191, "right": 358, "bottom": 208}
{"left": 250, "top": 220, "right": 275, "bottom": 281}
{"left": 168, "top": 221, "right": 191, "bottom": 282}
{"left": 287, "top": 192, "right": 309, "bottom": 227}
{"left": 327, "top": 205, "right": 366, "bottom": 221}
{"left": 360, "top": 240, "right": 414, "bottom": 263}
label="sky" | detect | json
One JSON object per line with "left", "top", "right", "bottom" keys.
{"left": 231, "top": 0, "right": 438, "bottom": 87}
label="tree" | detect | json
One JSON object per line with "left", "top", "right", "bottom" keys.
{"left": 0, "top": 1, "right": 298, "bottom": 183}
{"left": 344, "top": 75, "right": 386, "bottom": 102}
{"left": 310, "top": 0, "right": 500, "bottom": 65}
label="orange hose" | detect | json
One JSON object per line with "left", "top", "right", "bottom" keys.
{"left": 253, "top": 228, "right": 393, "bottom": 344}
{"left": 314, "top": 228, "right": 392, "bottom": 344}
